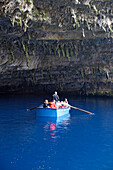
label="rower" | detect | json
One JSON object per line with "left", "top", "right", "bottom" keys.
{"left": 43, "top": 100, "right": 49, "bottom": 108}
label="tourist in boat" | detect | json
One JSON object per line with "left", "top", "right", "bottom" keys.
{"left": 43, "top": 100, "right": 49, "bottom": 108}
{"left": 63, "top": 98, "right": 69, "bottom": 107}
{"left": 57, "top": 101, "right": 62, "bottom": 108}
{"left": 52, "top": 91, "right": 60, "bottom": 102}
{"left": 50, "top": 100, "right": 57, "bottom": 109}
{"left": 59, "top": 101, "right": 65, "bottom": 108}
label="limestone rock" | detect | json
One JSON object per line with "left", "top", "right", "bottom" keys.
{"left": 0, "top": 0, "right": 113, "bottom": 96}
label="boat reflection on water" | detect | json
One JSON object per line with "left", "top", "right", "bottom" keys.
{"left": 36, "top": 113, "right": 70, "bottom": 139}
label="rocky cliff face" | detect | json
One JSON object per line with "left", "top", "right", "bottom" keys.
{"left": 0, "top": 0, "right": 113, "bottom": 95}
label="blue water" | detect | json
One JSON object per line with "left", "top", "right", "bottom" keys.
{"left": 0, "top": 94, "right": 113, "bottom": 170}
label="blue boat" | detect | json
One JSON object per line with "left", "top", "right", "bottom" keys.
{"left": 36, "top": 106, "right": 70, "bottom": 117}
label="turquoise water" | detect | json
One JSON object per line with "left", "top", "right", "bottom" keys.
{"left": 0, "top": 94, "right": 113, "bottom": 170}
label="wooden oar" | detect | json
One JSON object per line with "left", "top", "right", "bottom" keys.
{"left": 27, "top": 101, "right": 52, "bottom": 111}
{"left": 69, "top": 105, "right": 94, "bottom": 115}
{"left": 27, "top": 104, "right": 43, "bottom": 111}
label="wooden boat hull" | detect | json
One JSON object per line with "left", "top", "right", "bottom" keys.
{"left": 36, "top": 106, "right": 70, "bottom": 117}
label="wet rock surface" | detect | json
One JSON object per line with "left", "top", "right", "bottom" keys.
{"left": 0, "top": 0, "right": 113, "bottom": 95}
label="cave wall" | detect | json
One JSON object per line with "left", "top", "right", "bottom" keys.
{"left": 0, "top": 0, "right": 113, "bottom": 95}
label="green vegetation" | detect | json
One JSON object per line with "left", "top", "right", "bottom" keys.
{"left": 33, "top": 49, "right": 35, "bottom": 56}
{"left": 73, "top": 24, "right": 76, "bottom": 28}
{"left": 57, "top": 47, "right": 61, "bottom": 57}
{"left": 34, "top": 8, "right": 51, "bottom": 23}
{"left": 110, "top": 25, "right": 113, "bottom": 32}
{"left": 61, "top": 46, "right": 65, "bottom": 57}
{"left": 88, "top": 3, "right": 91, "bottom": 9}
{"left": 36, "top": 10, "right": 40, "bottom": 17}
{"left": 19, "top": 17, "right": 23, "bottom": 28}
{"left": 49, "top": 46, "right": 52, "bottom": 55}
{"left": 9, "top": 49, "right": 15, "bottom": 62}
{"left": 14, "top": 20, "right": 20, "bottom": 26}
{"left": 56, "top": 44, "right": 61, "bottom": 57}
{"left": 75, "top": 19, "right": 79, "bottom": 26}
{"left": 22, "top": 42, "right": 29, "bottom": 67}
{"left": 66, "top": 47, "right": 70, "bottom": 61}
{"left": 80, "top": 69, "right": 84, "bottom": 78}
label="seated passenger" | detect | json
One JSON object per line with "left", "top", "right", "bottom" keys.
{"left": 50, "top": 100, "right": 57, "bottom": 109}
{"left": 43, "top": 100, "right": 49, "bottom": 108}
{"left": 63, "top": 98, "right": 69, "bottom": 107}
{"left": 59, "top": 101, "right": 64, "bottom": 108}
{"left": 57, "top": 101, "right": 62, "bottom": 108}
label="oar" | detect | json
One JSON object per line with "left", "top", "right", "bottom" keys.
{"left": 27, "top": 101, "right": 51, "bottom": 111}
{"left": 27, "top": 104, "right": 43, "bottom": 111}
{"left": 69, "top": 105, "right": 94, "bottom": 115}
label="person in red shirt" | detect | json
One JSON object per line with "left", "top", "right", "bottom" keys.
{"left": 50, "top": 100, "right": 57, "bottom": 109}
